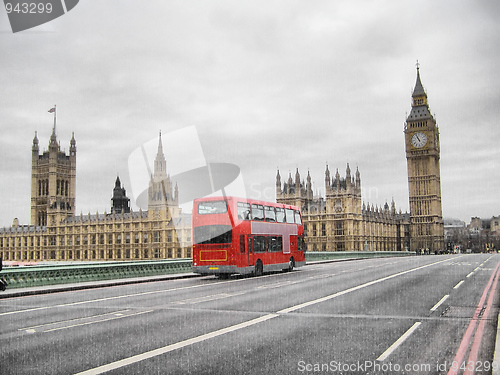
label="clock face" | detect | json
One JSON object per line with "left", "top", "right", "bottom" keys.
{"left": 411, "top": 132, "right": 427, "bottom": 148}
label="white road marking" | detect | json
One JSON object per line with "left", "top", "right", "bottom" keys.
{"left": 377, "top": 322, "right": 422, "bottom": 361}
{"left": 172, "top": 292, "right": 246, "bottom": 305}
{"left": 43, "top": 310, "right": 153, "bottom": 333}
{"left": 466, "top": 272, "right": 474, "bottom": 278}
{"left": 454, "top": 281, "right": 464, "bottom": 289}
{"left": 19, "top": 310, "right": 131, "bottom": 331}
{"left": 18, "top": 309, "right": 153, "bottom": 333}
{"left": 257, "top": 280, "right": 299, "bottom": 289}
{"left": 308, "top": 274, "right": 335, "bottom": 280}
{"left": 430, "top": 295, "right": 449, "bottom": 312}
{"left": 74, "top": 313, "right": 279, "bottom": 375}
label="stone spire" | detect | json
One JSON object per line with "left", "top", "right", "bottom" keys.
{"left": 306, "top": 170, "right": 312, "bottom": 197}
{"left": 407, "top": 63, "right": 433, "bottom": 122}
{"left": 325, "top": 164, "right": 331, "bottom": 190}
{"left": 276, "top": 169, "right": 282, "bottom": 196}
{"left": 295, "top": 168, "right": 301, "bottom": 187}
{"left": 32, "top": 131, "right": 39, "bottom": 153}
{"left": 412, "top": 62, "right": 426, "bottom": 98}
{"left": 70, "top": 132, "right": 76, "bottom": 156}
{"left": 153, "top": 131, "right": 167, "bottom": 179}
{"left": 49, "top": 122, "right": 59, "bottom": 151}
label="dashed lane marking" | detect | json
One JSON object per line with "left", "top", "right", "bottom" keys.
{"left": 377, "top": 322, "right": 422, "bottom": 362}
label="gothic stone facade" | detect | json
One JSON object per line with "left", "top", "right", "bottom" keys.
{"left": 276, "top": 165, "right": 410, "bottom": 252}
{"left": 0, "top": 131, "right": 192, "bottom": 262}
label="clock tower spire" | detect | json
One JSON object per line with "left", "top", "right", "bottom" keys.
{"left": 404, "top": 64, "right": 444, "bottom": 253}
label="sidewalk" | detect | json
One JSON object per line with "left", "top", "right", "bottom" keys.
{"left": 0, "top": 272, "right": 200, "bottom": 299}
{"left": 493, "top": 310, "right": 500, "bottom": 374}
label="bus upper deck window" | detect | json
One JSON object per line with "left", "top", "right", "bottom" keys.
{"left": 276, "top": 208, "right": 286, "bottom": 223}
{"left": 198, "top": 200, "right": 228, "bottom": 215}
{"left": 285, "top": 209, "right": 295, "bottom": 224}
{"left": 251, "top": 204, "right": 264, "bottom": 221}
{"left": 294, "top": 210, "right": 302, "bottom": 225}
{"left": 237, "top": 202, "right": 251, "bottom": 220}
{"left": 264, "top": 206, "right": 276, "bottom": 222}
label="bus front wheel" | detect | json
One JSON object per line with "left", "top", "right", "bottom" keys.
{"left": 254, "top": 260, "right": 263, "bottom": 277}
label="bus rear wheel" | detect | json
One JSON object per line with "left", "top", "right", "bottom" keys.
{"left": 254, "top": 260, "right": 263, "bottom": 277}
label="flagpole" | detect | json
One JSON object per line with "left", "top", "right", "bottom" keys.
{"left": 48, "top": 106, "right": 57, "bottom": 135}
{"left": 53, "top": 104, "right": 56, "bottom": 134}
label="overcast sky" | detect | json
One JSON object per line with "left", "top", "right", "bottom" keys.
{"left": 0, "top": 0, "right": 499, "bottom": 226}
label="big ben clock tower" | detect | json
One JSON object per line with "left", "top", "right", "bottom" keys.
{"left": 405, "top": 64, "right": 444, "bottom": 253}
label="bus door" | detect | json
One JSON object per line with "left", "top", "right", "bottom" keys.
{"left": 247, "top": 236, "right": 254, "bottom": 266}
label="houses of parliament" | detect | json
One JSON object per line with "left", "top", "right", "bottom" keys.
{"left": 0, "top": 67, "right": 444, "bottom": 262}
{"left": 0, "top": 127, "right": 192, "bottom": 262}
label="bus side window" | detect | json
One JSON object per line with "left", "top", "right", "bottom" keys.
{"left": 267, "top": 237, "right": 276, "bottom": 252}
{"left": 285, "top": 209, "right": 295, "bottom": 224}
{"left": 237, "top": 202, "right": 251, "bottom": 220}
{"left": 276, "top": 208, "right": 286, "bottom": 223}
{"left": 240, "top": 235, "right": 245, "bottom": 253}
{"left": 248, "top": 237, "right": 253, "bottom": 253}
{"left": 267, "top": 236, "right": 282, "bottom": 252}
{"left": 297, "top": 236, "right": 304, "bottom": 251}
{"left": 264, "top": 206, "right": 276, "bottom": 222}
{"left": 277, "top": 236, "right": 283, "bottom": 252}
{"left": 254, "top": 236, "right": 266, "bottom": 252}
{"left": 294, "top": 210, "right": 302, "bottom": 225}
{"left": 251, "top": 204, "right": 264, "bottom": 221}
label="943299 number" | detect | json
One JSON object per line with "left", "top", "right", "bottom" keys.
{"left": 5, "top": 2, "right": 53, "bottom": 14}
{"left": 450, "top": 361, "right": 498, "bottom": 372}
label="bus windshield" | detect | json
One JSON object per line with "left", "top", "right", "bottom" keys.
{"left": 198, "top": 200, "right": 228, "bottom": 215}
{"left": 194, "top": 225, "right": 232, "bottom": 244}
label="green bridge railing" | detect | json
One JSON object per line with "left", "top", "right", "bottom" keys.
{"left": 0, "top": 259, "right": 192, "bottom": 289}
{"left": 0, "top": 251, "right": 415, "bottom": 289}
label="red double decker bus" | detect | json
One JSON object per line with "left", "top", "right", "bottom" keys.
{"left": 192, "top": 196, "right": 305, "bottom": 277}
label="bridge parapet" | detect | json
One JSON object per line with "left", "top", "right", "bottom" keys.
{"left": 1, "top": 259, "right": 192, "bottom": 289}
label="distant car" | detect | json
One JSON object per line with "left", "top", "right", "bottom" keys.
{"left": 0, "top": 256, "right": 6, "bottom": 291}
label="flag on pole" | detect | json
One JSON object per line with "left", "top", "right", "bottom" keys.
{"left": 48, "top": 107, "right": 56, "bottom": 113}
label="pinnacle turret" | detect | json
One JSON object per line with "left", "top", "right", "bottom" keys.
{"left": 412, "top": 64, "right": 426, "bottom": 98}
{"left": 407, "top": 64, "right": 433, "bottom": 122}
{"left": 32, "top": 131, "right": 39, "bottom": 152}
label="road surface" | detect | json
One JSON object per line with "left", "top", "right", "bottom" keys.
{"left": 1, "top": 254, "right": 499, "bottom": 374}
